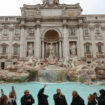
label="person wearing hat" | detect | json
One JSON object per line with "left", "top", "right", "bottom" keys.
{"left": 37, "top": 84, "right": 49, "bottom": 105}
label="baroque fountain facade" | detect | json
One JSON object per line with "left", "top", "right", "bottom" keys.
{"left": 0, "top": 0, "right": 105, "bottom": 83}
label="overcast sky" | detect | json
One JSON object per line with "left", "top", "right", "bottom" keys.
{"left": 0, "top": 0, "right": 105, "bottom": 16}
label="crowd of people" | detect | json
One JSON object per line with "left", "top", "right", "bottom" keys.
{"left": 0, "top": 86, "right": 17, "bottom": 105}
{"left": 0, "top": 85, "right": 105, "bottom": 105}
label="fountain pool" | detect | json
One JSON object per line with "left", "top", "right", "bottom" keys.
{"left": 0, "top": 82, "right": 105, "bottom": 105}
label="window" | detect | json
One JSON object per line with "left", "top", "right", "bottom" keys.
{"left": 13, "top": 62, "right": 17, "bottom": 65}
{"left": 14, "top": 46, "right": 18, "bottom": 55}
{"left": 86, "top": 45, "right": 90, "bottom": 54}
{"left": 96, "top": 27, "right": 100, "bottom": 33}
{"left": 2, "top": 46, "right": 6, "bottom": 54}
{"left": 98, "top": 45, "right": 102, "bottom": 53}
{"left": 84, "top": 28, "right": 88, "bottom": 34}
{"left": 3, "top": 29, "right": 8, "bottom": 35}
{"left": 5, "top": 18, "right": 8, "bottom": 21}
{"left": 95, "top": 16, "right": 98, "bottom": 20}
{"left": 1, "top": 62, "right": 5, "bottom": 69}
{"left": 71, "top": 28, "right": 75, "bottom": 35}
{"left": 15, "top": 29, "right": 20, "bottom": 35}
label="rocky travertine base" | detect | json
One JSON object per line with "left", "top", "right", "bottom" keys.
{"left": 0, "top": 58, "right": 105, "bottom": 84}
{"left": 95, "top": 68, "right": 105, "bottom": 79}
{"left": 0, "top": 70, "right": 29, "bottom": 83}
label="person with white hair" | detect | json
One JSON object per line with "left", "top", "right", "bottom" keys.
{"left": 21, "top": 90, "right": 35, "bottom": 105}
{"left": 71, "top": 91, "right": 85, "bottom": 105}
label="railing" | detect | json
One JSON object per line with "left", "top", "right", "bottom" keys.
{"left": 11, "top": 53, "right": 20, "bottom": 59}
{"left": 95, "top": 35, "right": 103, "bottom": 40}
{"left": 13, "top": 36, "right": 20, "bottom": 41}
{"left": 96, "top": 52, "right": 105, "bottom": 58}
{"left": 83, "top": 35, "right": 91, "bottom": 40}
{"left": 84, "top": 52, "right": 93, "bottom": 58}
{"left": 85, "top": 15, "right": 105, "bottom": 21}
{"left": 0, "top": 16, "right": 20, "bottom": 22}
{"left": 0, "top": 53, "right": 8, "bottom": 59}
{"left": 68, "top": 36, "right": 78, "bottom": 39}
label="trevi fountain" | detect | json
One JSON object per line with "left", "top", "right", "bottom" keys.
{"left": 0, "top": 0, "right": 105, "bottom": 105}
{"left": 0, "top": 0, "right": 105, "bottom": 84}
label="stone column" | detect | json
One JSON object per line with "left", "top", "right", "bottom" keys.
{"left": 8, "top": 27, "right": 13, "bottom": 59}
{"left": 42, "top": 41, "right": 44, "bottom": 59}
{"left": 78, "top": 21, "right": 84, "bottom": 58}
{"left": 59, "top": 41, "right": 62, "bottom": 59}
{"left": 45, "top": 43, "right": 47, "bottom": 58}
{"left": 90, "top": 26, "right": 96, "bottom": 58}
{"left": 102, "top": 27, "right": 105, "bottom": 56}
{"left": 0, "top": 29, "right": 2, "bottom": 54}
{"left": 20, "top": 25, "right": 25, "bottom": 58}
{"left": 35, "top": 20, "right": 41, "bottom": 59}
{"left": 34, "top": 27, "right": 36, "bottom": 57}
{"left": 63, "top": 20, "right": 69, "bottom": 59}
{"left": 24, "top": 30, "right": 27, "bottom": 58}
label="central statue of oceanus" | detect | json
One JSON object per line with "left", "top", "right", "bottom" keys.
{"left": 42, "top": 0, "right": 59, "bottom": 6}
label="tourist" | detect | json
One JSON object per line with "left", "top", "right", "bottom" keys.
{"left": 70, "top": 91, "right": 85, "bottom": 105}
{"left": 8, "top": 92, "right": 17, "bottom": 105}
{"left": 21, "top": 90, "right": 35, "bottom": 105}
{"left": 93, "top": 92, "right": 98, "bottom": 99}
{"left": 96, "top": 89, "right": 105, "bottom": 105}
{"left": 37, "top": 84, "right": 49, "bottom": 105}
{"left": 11, "top": 86, "right": 17, "bottom": 100}
{"left": 0, "top": 97, "right": 1, "bottom": 104}
{"left": 53, "top": 88, "right": 68, "bottom": 105}
{"left": 0, "top": 89, "right": 8, "bottom": 105}
{"left": 87, "top": 94, "right": 97, "bottom": 105}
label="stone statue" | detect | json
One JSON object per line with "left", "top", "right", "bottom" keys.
{"left": 54, "top": 0, "right": 59, "bottom": 5}
{"left": 42, "top": 0, "right": 59, "bottom": 6}
{"left": 28, "top": 43, "right": 33, "bottom": 57}
{"left": 63, "top": 57, "right": 69, "bottom": 68}
{"left": 48, "top": 44, "right": 55, "bottom": 60}
{"left": 36, "top": 7, "right": 41, "bottom": 16}
{"left": 71, "top": 57, "right": 77, "bottom": 69}
{"left": 43, "top": 0, "right": 49, "bottom": 6}
{"left": 62, "top": 4, "right": 66, "bottom": 15}
{"left": 47, "top": 43, "right": 57, "bottom": 64}
{"left": 71, "top": 43, "right": 77, "bottom": 56}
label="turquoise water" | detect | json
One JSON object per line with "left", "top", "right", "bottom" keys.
{"left": 0, "top": 82, "right": 105, "bottom": 105}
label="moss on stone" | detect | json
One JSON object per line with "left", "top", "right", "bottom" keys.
{"left": 26, "top": 70, "right": 38, "bottom": 81}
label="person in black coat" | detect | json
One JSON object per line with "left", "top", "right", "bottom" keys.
{"left": 37, "top": 85, "right": 49, "bottom": 105}
{"left": 96, "top": 89, "right": 105, "bottom": 105}
{"left": 21, "top": 90, "right": 35, "bottom": 105}
{"left": 70, "top": 91, "right": 85, "bottom": 105}
{"left": 53, "top": 88, "right": 68, "bottom": 105}
{"left": 87, "top": 94, "right": 97, "bottom": 105}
